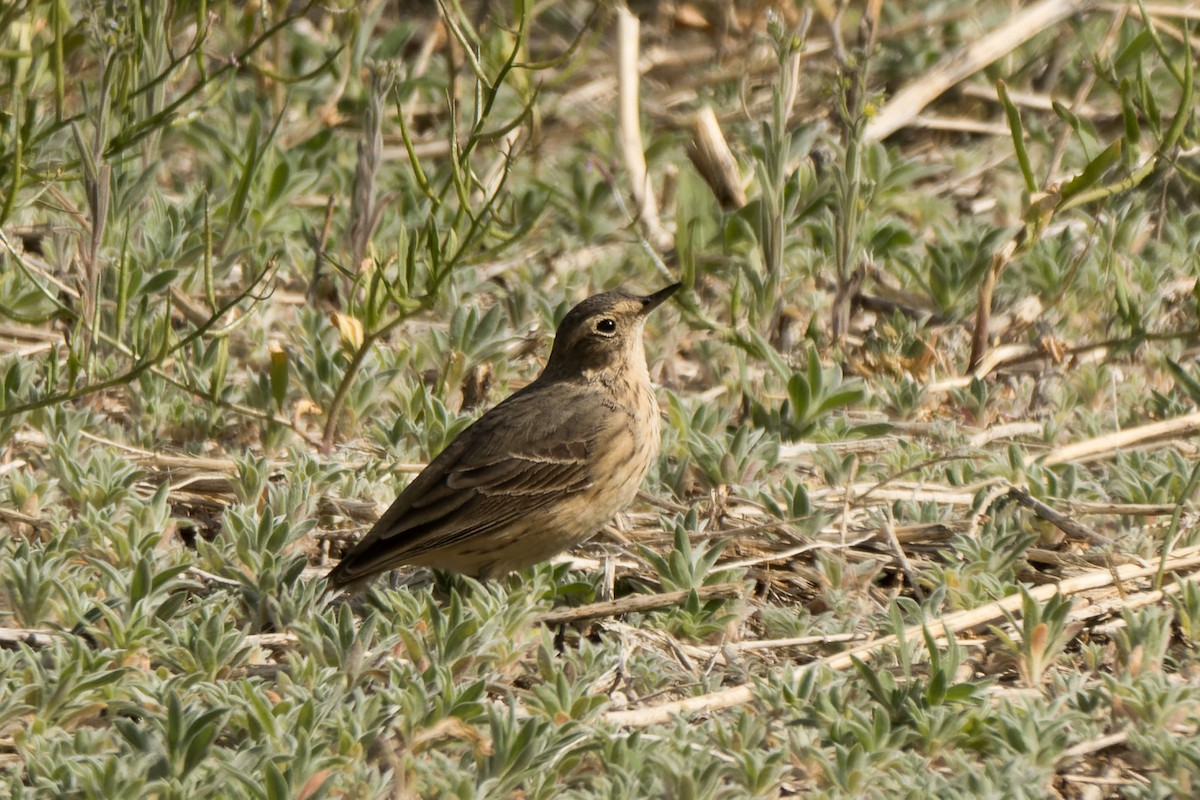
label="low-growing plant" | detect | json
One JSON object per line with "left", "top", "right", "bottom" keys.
{"left": 638, "top": 510, "right": 744, "bottom": 640}
{"left": 991, "top": 586, "right": 1076, "bottom": 688}
{"left": 1115, "top": 605, "right": 1175, "bottom": 678}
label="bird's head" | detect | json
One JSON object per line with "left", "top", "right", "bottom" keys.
{"left": 542, "top": 283, "right": 679, "bottom": 381}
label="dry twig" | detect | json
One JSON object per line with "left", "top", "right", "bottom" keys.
{"left": 603, "top": 548, "right": 1200, "bottom": 727}
{"left": 864, "top": 0, "right": 1089, "bottom": 142}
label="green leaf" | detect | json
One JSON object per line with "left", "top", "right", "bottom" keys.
{"left": 1119, "top": 79, "right": 1141, "bottom": 168}
{"left": 997, "top": 80, "right": 1037, "bottom": 194}
{"left": 1113, "top": 28, "right": 1155, "bottom": 73}
{"left": 1051, "top": 100, "right": 1083, "bottom": 137}
{"left": 1059, "top": 140, "right": 1122, "bottom": 203}
{"left": 265, "top": 761, "right": 289, "bottom": 800}
{"left": 183, "top": 721, "right": 219, "bottom": 776}
{"left": 1166, "top": 359, "right": 1200, "bottom": 405}
{"left": 817, "top": 386, "right": 866, "bottom": 416}
{"left": 787, "top": 373, "right": 812, "bottom": 421}
{"left": 137, "top": 268, "right": 179, "bottom": 298}
{"left": 130, "top": 556, "right": 152, "bottom": 606}
{"left": 267, "top": 160, "right": 289, "bottom": 205}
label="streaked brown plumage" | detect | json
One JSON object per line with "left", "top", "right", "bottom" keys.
{"left": 325, "top": 283, "right": 680, "bottom": 590}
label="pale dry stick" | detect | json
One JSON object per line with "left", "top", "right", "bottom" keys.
{"left": 1125, "top": 3, "right": 1200, "bottom": 55}
{"left": 604, "top": 626, "right": 863, "bottom": 670}
{"left": 477, "top": 127, "right": 522, "bottom": 203}
{"left": 1065, "top": 734, "right": 1128, "bottom": 782}
{"left": 718, "top": 532, "right": 875, "bottom": 572}
{"left": 168, "top": 285, "right": 256, "bottom": 338}
{"left": 1085, "top": 569, "right": 1200, "bottom": 634}
{"left": 380, "top": 139, "right": 453, "bottom": 161}
{"left": 602, "top": 549, "right": 1200, "bottom": 727}
{"left": 1069, "top": 501, "right": 1178, "bottom": 516}
{"left": 693, "top": 632, "right": 864, "bottom": 654}
{"left": 687, "top": 106, "right": 747, "bottom": 210}
{"left": 959, "top": 84, "right": 1105, "bottom": 117}
{"left": 615, "top": 3, "right": 672, "bottom": 253}
{"left": 12, "top": 428, "right": 397, "bottom": 481}
{"left": 607, "top": 621, "right": 700, "bottom": 675}
{"left": 567, "top": 3, "right": 974, "bottom": 116}
{"left": 907, "top": 115, "right": 1011, "bottom": 136}
{"left": 1058, "top": 731, "right": 1130, "bottom": 765}
{"left": 144, "top": 453, "right": 272, "bottom": 473}
{"left": 4, "top": 341, "right": 55, "bottom": 357}
{"left": 778, "top": 437, "right": 895, "bottom": 459}
{"left": 864, "top": 0, "right": 1089, "bottom": 142}
{"left": 808, "top": 480, "right": 987, "bottom": 507}
{"left": 1042, "top": 409, "right": 1200, "bottom": 467}
{"left": 0, "top": 322, "right": 60, "bottom": 342}
{"left": 937, "top": 329, "right": 1200, "bottom": 397}
{"left": 1061, "top": 774, "right": 1148, "bottom": 790}
{"left": 85, "top": 428, "right": 423, "bottom": 477}
{"left": 967, "top": 421, "right": 1044, "bottom": 448}
{"left": 563, "top": 10, "right": 988, "bottom": 134}
{"left": 529, "top": 552, "right": 646, "bottom": 576}
{"left": 475, "top": 241, "right": 622, "bottom": 284}
{"left": 410, "top": 16, "right": 445, "bottom": 83}
{"left": 0, "top": 507, "right": 51, "bottom": 532}
{"left": 0, "top": 627, "right": 59, "bottom": 648}
{"left": 533, "top": 583, "right": 744, "bottom": 627}
{"left": 927, "top": 344, "right": 1041, "bottom": 394}
{"left": 1103, "top": 3, "right": 1200, "bottom": 21}
{"left": 246, "top": 632, "right": 301, "bottom": 651}
{"left": 186, "top": 566, "right": 244, "bottom": 590}
{"left": 601, "top": 554, "right": 617, "bottom": 603}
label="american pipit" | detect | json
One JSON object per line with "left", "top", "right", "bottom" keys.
{"left": 325, "top": 283, "right": 680, "bottom": 590}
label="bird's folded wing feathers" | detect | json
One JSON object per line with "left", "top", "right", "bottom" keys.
{"left": 332, "top": 386, "right": 601, "bottom": 578}
{"left": 446, "top": 447, "right": 591, "bottom": 494}
{"left": 380, "top": 449, "right": 593, "bottom": 542}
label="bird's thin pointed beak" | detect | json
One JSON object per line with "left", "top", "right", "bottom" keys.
{"left": 640, "top": 282, "right": 681, "bottom": 315}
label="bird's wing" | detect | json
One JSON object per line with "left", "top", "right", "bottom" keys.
{"left": 327, "top": 381, "right": 600, "bottom": 584}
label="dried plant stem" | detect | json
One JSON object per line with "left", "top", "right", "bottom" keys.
{"left": 864, "top": 0, "right": 1087, "bottom": 142}
{"left": 534, "top": 583, "right": 744, "bottom": 626}
{"left": 604, "top": 549, "right": 1200, "bottom": 727}
{"left": 1043, "top": 409, "right": 1200, "bottom": 466}
{"left": 616, "top": 3, "right": 672, "bottom": 252}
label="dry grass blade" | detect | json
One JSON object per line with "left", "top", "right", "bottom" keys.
{"left": 686, "top": 106, "right": 747, "bottom": 210}
{"left": 604, "top": 549, "right": 1200, "bottom": 727}
{"left": 616, "top": 2, "right": 672, "bottom": 251}
{"left": 534, "top": 582, "right": 744, "bottom": 626}
{"left": 1043, "top": 410, "right": 1200, "bottom": 466}
{"left": 0, "top": 627, "right": 60, "bottom": 648}
{"left": 865, "top": 0, "right": 1089, "bottom": 142}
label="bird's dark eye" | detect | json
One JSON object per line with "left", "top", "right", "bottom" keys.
{"left": 595, "top": 318, "right": 617, "bottom": 334}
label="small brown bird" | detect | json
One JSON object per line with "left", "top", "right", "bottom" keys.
{"left": 325, "top": 283, "right": 680, "bottom": 590}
